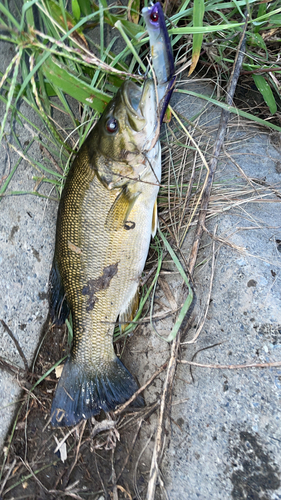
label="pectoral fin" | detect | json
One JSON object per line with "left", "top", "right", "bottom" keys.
{"left": 106, "top": 187, "right": 139, "bottom": 231}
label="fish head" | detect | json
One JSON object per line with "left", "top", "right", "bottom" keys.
{"left": 96, "top": 79, "right": 158, "bottom": 168}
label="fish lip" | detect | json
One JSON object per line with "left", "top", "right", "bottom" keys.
{"left": 123, "top": 80, "right": 144, "bottom": 119}
{"left": 123, "top": 80, "right": 156, "bottom": 119}
{"left": 122, "top": 79, "right": 157, "bottom": 134}
{"left": 138, "top": 79, "right": 156, "bottom": 114}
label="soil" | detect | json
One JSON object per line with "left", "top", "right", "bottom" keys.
{"left": 0, "top": 320, "right": 165, "bottom": 500}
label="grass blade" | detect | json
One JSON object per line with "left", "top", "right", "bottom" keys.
{"left": 0, "top": 140, "right": 35, "bottom": 199}
{"left": 169, "top": 22, "right": 244, "bottom": 34}
{"left": 176, "top": 89, "right": 281, "bottom": 131}
{"left": 0, "top": 50, "right": 21, "bottom": 143}
{"left": 72, "top": 0, "right": 81, "bottom": 21}
{"left": 115, "top": 19, "right": 146, "bottom": 72}
{"left": 157, "top": 229, "right": 193, "bottom": 343}
{"left": 42, "top": 56, "right": 111, "bottom": 112}
{"left": 189, "top": 0, "right": 205, "bottom": 76}
{"left": 252, "top": 74, "right": 277, "bottom": 115}
{"left": 128, "top": 0, "right": 140, "bottom": 24}
{"left": 78, "top": 0, "right": 92, "bottom": 16}
{"left": 0, "top": 3, "right": 21, "bottom": 29}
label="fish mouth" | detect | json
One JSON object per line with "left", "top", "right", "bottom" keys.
{"left": 122, "top": 80, "right": 157, "bottom": 132}
{"left": 123, "top": 81, "right": 143, "bottom": 114}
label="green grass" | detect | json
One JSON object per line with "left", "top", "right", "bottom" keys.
{"left": 0, "top": 0, "right": 280, "bottom": 194}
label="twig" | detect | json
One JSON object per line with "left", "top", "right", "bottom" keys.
{"left": 134, "top": 433, "right": 154, "bottom": 500}
{"left": 182, "top": 225, "right": 218, "bottom": 345}
{"left": 0, "top": 319, "right": 28, "bottom": 372}
{"left": 146, "top": 335, "right": 179, "bottom": 500}
{"left": 117, "top": 401, "right": 160, "bottom": 431}
{"left": 111, "top": 449, "right": 118, "bottom": 500}
{"left": 94, "top": 452, "right": 107, "bottom": 498}
{"left": 223, "top": 148, "right": 258, "bottom": 192}
{"left": 140, "top": 255, "right": 167, "bottom": 287}
{"left": 117, "top": 485, "right": 133, "bottom": 500}
{"left": 0, "top": 355, "right": 25, "bottom": 377}
{"left": 158, "top": 277, "right": 178, "bottom": 310}
{"left": 61, "top": 420, "right": 87, "bottom": 489}
{"left": 146, "top": 14, "right": 249, "bottom": 500}
{"left": 202, "top": 224, "right": 245, "bottom": 253}
{"left": 39, "top": 144, "right": 64, "bottom": 174}
{"left": 0, "top": 458, "right": 16, "bottom": 495}
{"left": 117, "top": 419, "right": 143, "bottom": 482}
{"left": 179, "top": 360, "right": 281, "bottom": 369}
{"left": 189, "top": 342, "right": 224, "bottom": 382}
{"left": 53, "top": 422, "right": 82, "bottom": 454}
{"left": 251, "top": 177, "right": 281, "bottom": 200}
{"left": 19, "top": 458, "right": 49, "bottom": 493}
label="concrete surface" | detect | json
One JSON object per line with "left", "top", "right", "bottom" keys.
{"left": 163, "top": 129, "right": 281, "bottom": 499}
{"left": 0, "top": 41, "right": 58, "bottom": 450}
{"left": 1, "top": 31, "right": 281, "bottom": 500}
{"left": 121, "top": 98, "right": 281, "bottom": 499}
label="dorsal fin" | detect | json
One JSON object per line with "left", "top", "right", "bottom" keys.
{"left": 49, "top": 257, "right": 70, "bottom": 326}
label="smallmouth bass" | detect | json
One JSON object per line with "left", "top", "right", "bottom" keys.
{"left": 49, "top": 3, "right": 175, "bottom": 427}
{"left": 50, "top": 80, "right": 161, "bottom": 426}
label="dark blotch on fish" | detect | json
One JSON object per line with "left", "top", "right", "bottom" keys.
{"left": 82, "top": 263, "right": 118, "bottom": 312}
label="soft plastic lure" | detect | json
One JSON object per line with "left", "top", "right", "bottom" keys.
{"left": 142, "top": 2, "right": 175, "bottom": 122}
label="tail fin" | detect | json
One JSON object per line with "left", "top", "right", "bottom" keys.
{"left": 51, "top": 356, "right": 144, "bottom": 427}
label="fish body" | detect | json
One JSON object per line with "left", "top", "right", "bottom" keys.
{"left": 50, "top": 3, "right": 174, "bottom": 427}
{"left": 50, "top": 80, "right": 160, "bottom": 426}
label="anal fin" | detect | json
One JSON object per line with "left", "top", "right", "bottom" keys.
{"left": 119, "top": 288, "right": 140, "bottom": 333}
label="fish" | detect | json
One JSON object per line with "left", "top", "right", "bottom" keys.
{"left": 49, "top": 3, "right": 174, "bottom": 427}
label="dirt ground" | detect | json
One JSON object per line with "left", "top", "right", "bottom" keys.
{"left": 0, "top": 323, "right": 163, "bottom": 499}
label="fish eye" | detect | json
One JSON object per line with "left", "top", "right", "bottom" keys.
{"left": 106, "top": 117, "right": 118, "bottom": 134}
{"left": 150, "top": 8, "right": 159, "bottom": 22}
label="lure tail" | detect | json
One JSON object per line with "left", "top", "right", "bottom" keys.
{"left": 51, "top": 355, "right": 143, "bottom": 427}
